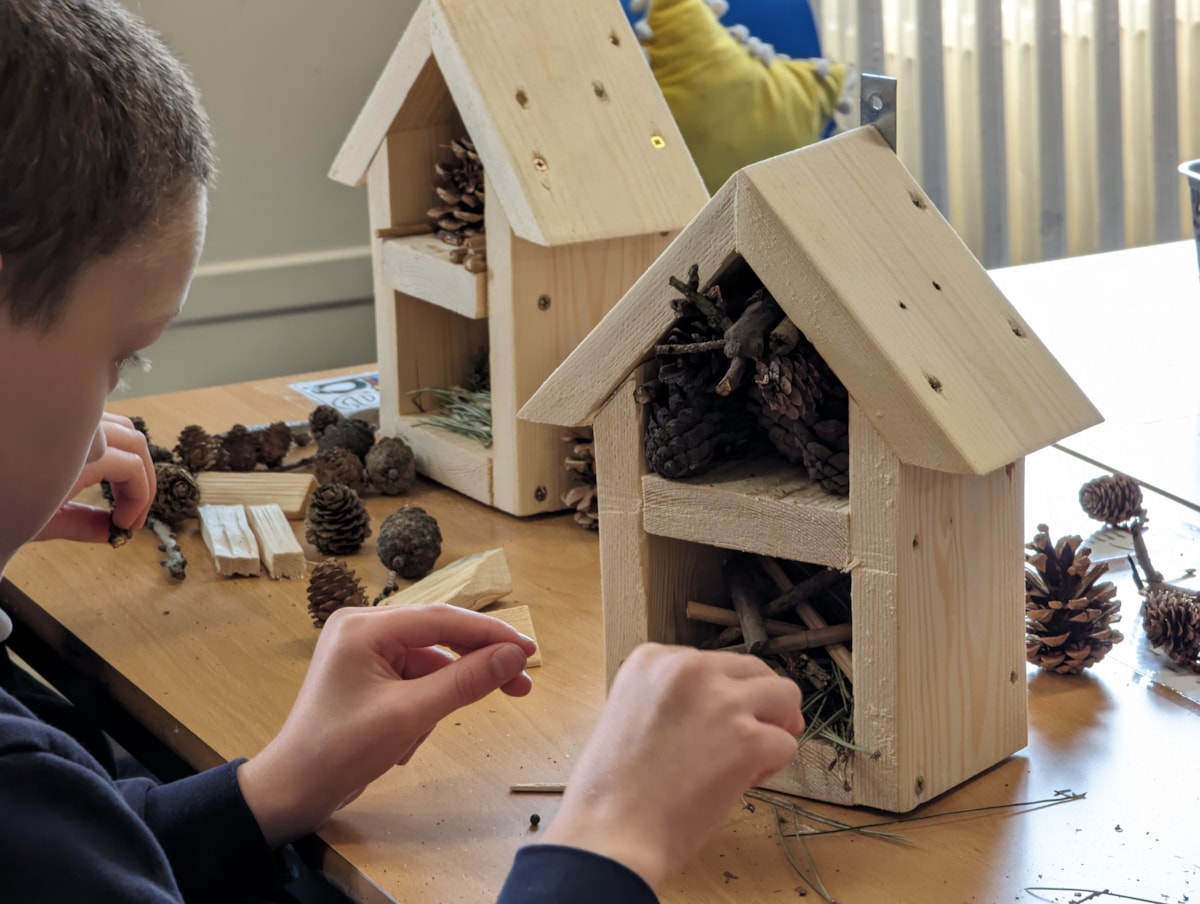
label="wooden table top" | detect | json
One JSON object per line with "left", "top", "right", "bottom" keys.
{"left": 4, "top": 352, "right": 1200, "bottom": 903}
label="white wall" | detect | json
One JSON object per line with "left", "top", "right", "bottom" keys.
{"left": 117, "top": 0, "right": 420, "bottom": 398}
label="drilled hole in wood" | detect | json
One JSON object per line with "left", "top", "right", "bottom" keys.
{"left": 593, "top": 80, "right": 608, "bottom": 100}
{"left": 515, "top": 88, "right": 528, "bottom": 108}
{"left": 912, "top": 535, "right": 919, "bottom": 550}
{"left": 1010, "top": 670, "right": 1018, "bottom": 683}
{"left": 650, "top": 133, "right": 666, "bottom": 149}
{"left": 533, "top": 154, "right": 548, "bottom": 172}
{"left": 932, "top": 280, "right": 942, "bottom": 291}
{"left": 898, "top": 300, "right": 908, "bottom": 310}
{"left": 609, "top": 29, "right": 621, "bottom": 45}
{"left": 926, "top": 374, "right": 943, "bottom": 393}
{"left": 1007, "top": 317, "right": 1026, "bottom": 338}
{"left": 914, "top": 776, "right": 926, "bottom": 795}
{"left": 909, "top": 190, "right": 926, "bottom": 209}
{"left": 536, "top": 294, "right": 551, "bottom": 311}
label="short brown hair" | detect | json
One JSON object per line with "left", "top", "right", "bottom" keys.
{"left": 0, "top": 0, "right": 215, "bottom": 327}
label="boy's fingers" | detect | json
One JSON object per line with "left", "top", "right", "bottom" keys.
{"left": 33, "top": 504, "right": 112, "bottom": 544}
{"left": 348, "top": 604, "right": 537, "bottom": 659}
{"left": 401, "top": 641, "right": 530, "bottom": 725}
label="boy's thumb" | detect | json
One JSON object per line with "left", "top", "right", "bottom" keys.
{"left": 410, "top": 642, "right": 529, "bottom": 723}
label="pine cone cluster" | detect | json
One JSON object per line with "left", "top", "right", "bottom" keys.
{"left": 377, "top": 505, "right": 442, "bottom": 579}
{"left": 562, "top": 428, "right": 598, "bottom": 530}
{"left": 176, "top": 424, "right": 222, "bottom": 473}
{"left": 150, "top": 463, "right": 200, "bottom": 527}
{"left": 317, "top": 417, "right": 375, "bottom": 462}
{"left": 314, "top": 447, "right": 366, "bottom": 494}
{"left": 305, "top": 484, "right": 372, "bottom": 556}
{"left": 1024, "top": 525, "right": 1123, "bottom": 673}
{"left": 1079, "top": 474, "right": 1144, "bottom": 526}
{"left": 365, "top": 436, "right": 417, "bottom": 495}
{"left": 256, "top": 421, "right": 293, "bottom": 468}
{"left": 429, "top": 137, "right": 486, "bottom": 272}
{"left": 1142, "top": 588, "right": 1200, "bottom": 672}
{"left": 307, "top": 559, "right": 367, "bottom": 626}
{"left": 221, "top": 424, "right": 259, "bottom": 472}
{"left": 309, "top": 405, "right": 343, "bottom": 441}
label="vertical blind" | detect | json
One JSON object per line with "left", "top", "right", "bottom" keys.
{"left": 813, "top": 0, "right": 1200, "bottom": 266}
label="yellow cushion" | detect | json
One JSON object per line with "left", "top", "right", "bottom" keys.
{"left": 641, "top": 0, "right": 847, "bottom": 192}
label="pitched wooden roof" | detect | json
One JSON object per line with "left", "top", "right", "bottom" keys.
{"left": 330, "top": 0, "right": 707, "bottom": 247}
{"left": 521, "top": 126, "right": 1102, "bottom": 475}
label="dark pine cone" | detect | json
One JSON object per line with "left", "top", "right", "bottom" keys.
{"left": 377, "top": 505, "right": 442, "bottom": 579}
{"left": 309, "top": 405, "right": 343, "bottom": 440}
{"left": 148, "top": 444, "right": 176, "bottom": 464}
{"left": 641, "top": 319, "right": 755, "bottom": 479}
{"left": 317, "top": 417, "right": 375, "bottom": 462}
{"left": 256, "top": 421, "right": 293, "bottom": 468}
{"left": 222, "top": 424, "right": 259, "bottom": 472}
{"left": 150, "top": 463, "right": 200, "bottom": 527}
{"left": 175, "top": 424, "right": 221, "bottom": 474}
{"left": 1142, "top": 588, "right": 1200, "bottom": 672}
{"left": 307, "top": 559, "right": 367, "bottom": 626}
{"left": 314, "top": 446, "right": 367, "bottom": 494}
{"left": 1079, "top": 474, "right": 1144, "bottom": 526}
{"left": 365, "top": 436, "right": 417, "bottom": 495}
{"left": 305, "top": 483, "right": 372, "bottom": 556}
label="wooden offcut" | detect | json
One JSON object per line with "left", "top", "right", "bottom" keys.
{"left": 330, "top": 0, "right": 707, "bottom": 515}
{"left": 485, "top": 604, "right": 541, "bottom": 668}
{"left": 245, "top": 504, "right": 305, "bottom": 580}
{"left": 198, "top": 505, "right": 261, "bottom": 578}
{"left": 379, "top": 548, "right": 511, "bottom": 610}
{"left": 520, "top": 125, "right": 1101, "bottom": 812}
{"left": 195, "top": 472, "right": 317, "bottom": 520}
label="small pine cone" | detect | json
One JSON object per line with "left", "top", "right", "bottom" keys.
{"left": 305, "top": 484, "right": 372, "bottom": 556}
{"left": 371, "top": 571, "right": 401, "bottom": 606}
{"left": 307, "top": 559, "right": 367, "bottom": 626}
{"left": 309, "top": 405, "right": 343, "bottom": 440}
{"left": 257, "top": 421, "right": 293, "bottom": 468}
{"left": 429, "top": 135, "right": 486, "bottom": 246}
{"left": 148, "top": 443, "right": 176, "bottom": 464}
{"left": 1142, "top": 588, "right": 1200, "bottom": 672}
{"left": 317, "top": 417, "right": 375, "bottom": 462}
{"left": 222, "top": 424, "right": 259, "bottom": 472}
{"left": 175, "top": 424, "right": 221, "bottom": 473}
{"left": 150, "top": 463, "right": 200, "bottom": 527}
{"left": 1079, "top": 474, "right": 1144, "bottom": 526}
{"left": 314, "top": 446, "right": 367, "bottom": 494}
{"left": 377, "top": 505, "right": 442, "bottom": 579}
{"left": 365, "top": 436, "right": 417, "bottom": 495}
{"left": 1024, "top": 524, "right": 1124, "bottom": 673}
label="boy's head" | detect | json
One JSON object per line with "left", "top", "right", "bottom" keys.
{"left": 0, "top": 0, "right": 215, "bottom": 327}
{"left": 0, "top": 0, "right": 213, "bottom": 568}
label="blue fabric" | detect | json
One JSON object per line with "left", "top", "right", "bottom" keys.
{"left": 620, "top": 0, "right": 823, "bottom": 59}
{"left": 497, "top": 844, "right": 659, "bottom": 903}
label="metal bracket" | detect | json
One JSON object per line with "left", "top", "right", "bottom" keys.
{"left": 860, "top": 74, "right": 897, "bottom": 152}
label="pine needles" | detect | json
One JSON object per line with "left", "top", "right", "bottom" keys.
{"left": 409, "top": 352, "right": 492, "bottom": 447}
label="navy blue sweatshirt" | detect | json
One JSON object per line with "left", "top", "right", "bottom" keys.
{"left": 0, "top": 683, "right": 656, "bottom": 903}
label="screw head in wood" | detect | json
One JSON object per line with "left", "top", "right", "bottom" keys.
{"left": 650, "top": 134, "right": 666, "bottom": 149}
{"left": 537, "top": 294, "right": 551, "bottom": 311}
{"left": 534, "top": 486, "right": 548, "bottom": 502}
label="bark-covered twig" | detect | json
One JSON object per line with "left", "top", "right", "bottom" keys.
{"left": 148, "top": 515, "right": 187, "bottom": 581}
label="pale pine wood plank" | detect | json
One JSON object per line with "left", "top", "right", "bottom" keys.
{"left": 379, "top": 235, "right": 487, "bottom": 319}
{"left": 642, "top": 457, "right": 850, "bottom": 568}
{"left": 520, "top": 177, "right": 737, "bottom": 428}
{"left": 393, "top": 413, "right": 492, "bottom": 506}
{"left": 489, "top": 180, "right": 673, "bottom": 514}
{"left": 482, "top": 604, "right": 541, "bottom": 667}
{"left": 736, "top": 126, "right": 1101, "bottom": 475}
{"left": 195, "top": 473, "right": 317, "bottom": 520}
{"left": 198, "top": 505, "right": 261, "bottom": 578}
{"left": 244, "top": 504, "right": 305, "bottom": 580}
{"left": 329, "top": 1, "right": 440, "bottom": 186}
{"left": 429, "top": 0, "right": 706, "bottom": 246}
{"left": 380, "top": 548, "right": 511, "bottom": 609}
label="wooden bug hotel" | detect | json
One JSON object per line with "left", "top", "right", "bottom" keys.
{"left": 330, "top": 0, "right": 707, "bottom": 516}
{"left": 521, "top": 125, "right": 1103, "bottom": 812}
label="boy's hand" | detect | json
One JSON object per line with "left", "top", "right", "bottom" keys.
{"left": 541, "top": 644, "right": 805, "bottom": 892}
{"left": 34, "top": 413, "right": 155, "bottom": 543}
{"left": 237, "top": 603, "right": 536, "bottom": 846}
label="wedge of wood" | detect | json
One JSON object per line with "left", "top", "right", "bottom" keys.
{"left": 378, "top": 548, "right": 511, "bottom": 610}
{"left": 485, "top": 604, "right": 541, "bottom": 668}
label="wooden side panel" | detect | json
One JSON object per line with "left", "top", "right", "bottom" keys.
{"left": 848, "top": 402, "right": 1027, "bottom": 812}
{"left": 521, "top": 176, "right": 738, "bottom": 428}
{"left": 394, "top": 413, "right": 493, "bottom": 506}
{"left": 380, "top": 235, "right": 487, "bottom": 319}
{"left": 430, "top": 0, "right": 707, "bottom": 246}
{"left": 487, "top": 178, "right": 672, "bottom": 515}
{"left": 737, "top": 127, "right": 1101, "bottom": 476}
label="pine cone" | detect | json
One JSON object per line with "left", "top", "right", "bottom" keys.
{"left": 222, "top": 424, "right": 259, "bottom": 472}
{"left": 562, "top": 428, "right": 598, "bottom": 530}
{"left": 150, "top": 463, "right": 200, "bottom": 527}
{"left": 305, "top": 484, "right": 372, "bottom": 556}
{"left": 365, "top": 436, "right": 417, "bottom": 495}
{"left": 377, "top": 505, "right": 442, "bottom": 579}
{"left": 256, "top": 421, "right": 293, "bottom": 469}
{"left": 307, "top": 559, "right": 367, "bottom": 626}
{"left": 1142, "top": 588, "right": 1200, "bottom": 672}
{"left": 1079, "top": 474, "right": 1144, "bottom": 526}
{"left": 1025, "top": 524, "right": 1124, "bottom": 673}
{"left": 314, "top": 447, "right": 367, "bottom": 494}
{"left": 309, "top": 405, "right": 342, "bottom": 440}
{"left": 317, "top": 417, "right": 375, "bottom": 462}
{"left": 175, "top": 424, "right": 221, "bottom": 473}
{"left": 148, "top": 444, "right": 176, "bottom": 464}
{"left": 428, "top": 136, "right": 485, "bottom": 247}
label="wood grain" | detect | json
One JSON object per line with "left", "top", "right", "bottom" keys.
{"left": 379, "top": 235, "right": 487, "bottom": 319}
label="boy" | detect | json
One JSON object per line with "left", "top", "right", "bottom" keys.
{"left": 0, "top": 2, "right": 804, "bottom": 901}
